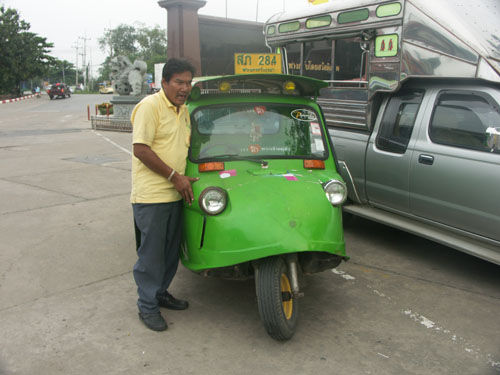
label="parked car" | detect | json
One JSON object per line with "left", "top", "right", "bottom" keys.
{"left": 47, "top": 83, "right": 71, "bottom": 99}
{"left": 330, "top": 80, "right": 500, "bottom": 265}
{"left": 99, "top": 86, "right": 114, "bottom": 94}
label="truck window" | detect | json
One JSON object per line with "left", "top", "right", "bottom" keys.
{"left": 376, "top": 90, "right": 424, "bottom": 154}
{"left": 429, "top": 91, "right": 500, "bottom": 154}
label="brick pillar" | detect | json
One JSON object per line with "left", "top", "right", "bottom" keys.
{"left": 158, "top": 0, "right": 206, "bottom": 76}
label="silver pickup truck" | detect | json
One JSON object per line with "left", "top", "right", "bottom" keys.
{"left": 331, "top": 81, "right": 500, "bottom": 265}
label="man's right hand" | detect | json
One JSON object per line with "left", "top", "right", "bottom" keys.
{"left": 171, "top": 173, "right": 199, "bottom": 205}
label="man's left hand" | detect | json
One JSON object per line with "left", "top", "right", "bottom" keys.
{"left": 171, "top": 174, "right": 199, "bottom": 205}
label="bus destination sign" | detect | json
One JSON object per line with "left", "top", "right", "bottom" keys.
{"left": 234, "top": 53, "right": 282, "bottom": 74}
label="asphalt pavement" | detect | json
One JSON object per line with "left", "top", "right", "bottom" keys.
{"left": 0, "top": 93, "right": 499, "bottom": 375}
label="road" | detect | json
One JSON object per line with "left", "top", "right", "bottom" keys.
{"left": 0, "top": 93, "right": 499, "bottom": 375}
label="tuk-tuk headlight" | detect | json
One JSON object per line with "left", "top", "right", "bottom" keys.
{"left": 323, "top": 180, "right": 347, "bottom": 206}
{"left": 199, "top": 187, "right": 228, "bottom": 215}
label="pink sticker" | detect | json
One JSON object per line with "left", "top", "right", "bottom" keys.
{"left": 248, "top": 144, "right": 261, "bottom": 154}
{"left": 284, "top": 174, "right": 298, "bottom": 181}
{"left": 219, "top": 169, "right": 237, "bottom": 179}
{"left": 254, "top": 106, "right": 266, "bottom": 115}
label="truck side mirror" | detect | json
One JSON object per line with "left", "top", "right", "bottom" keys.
{"left": 486, "top": 127, "right": 500, "bottom": 152}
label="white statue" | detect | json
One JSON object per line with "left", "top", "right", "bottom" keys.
{"left": 110, "top": 56, "right": 148, "bottom": 96}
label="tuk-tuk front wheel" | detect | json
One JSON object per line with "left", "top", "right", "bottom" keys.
{"left": 256, "top": 256, "right": 298, "bottom": 341}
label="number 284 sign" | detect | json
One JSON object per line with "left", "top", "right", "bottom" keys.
{"left": 234, "top": 53, "right": 282, "bottom": 74}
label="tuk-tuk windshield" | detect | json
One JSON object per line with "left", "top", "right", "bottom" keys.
{"left": 190, "top": 104, "right": 328, "bottom": 161}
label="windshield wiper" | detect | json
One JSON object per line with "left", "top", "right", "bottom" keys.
{"left": 198, "top": 153, "right": 269, "bottom": 167}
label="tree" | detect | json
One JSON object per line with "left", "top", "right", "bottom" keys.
{"left": 0, "top": 6, "right": 54, "bottom": 95}
{"left": 98, "top": 24, "right": 138, "bottom": 59}
{"left": 97, "top": 23, "right": 167, "bottom": 82}
{"left": 45, "top": 59, "right": 80, "bottom": 85}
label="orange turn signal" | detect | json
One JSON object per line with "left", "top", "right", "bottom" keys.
{"left": 198, "top": 162, "right": 225, "bottom": 172}
{"left": 304, "top": 160, "right": 325, "bottom": 169}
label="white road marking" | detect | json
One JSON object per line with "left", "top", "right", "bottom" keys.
{"left": 401, "top": 308, "right": 499, "bottom": 371}
{"left": 331, "top": 268, "right": 356, "bottom": 280}
{"left": 92, "top": 130, "right": 132, "bottom": 156}
{"left": 334, "top": 268, "right": 499, "bottom": 371}
{"left": 403, "top": 309, "right": 435, "bottom": 329}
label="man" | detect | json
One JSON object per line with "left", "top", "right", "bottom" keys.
{"left": 130, "top": 58, "right": 199, "bottom": 331}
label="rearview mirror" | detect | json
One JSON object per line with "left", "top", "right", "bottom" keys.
{"left": 486, "top": 127, "right": 500, "bottom": 152}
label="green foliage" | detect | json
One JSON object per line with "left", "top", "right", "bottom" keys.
{"left": 97, "top": 102, "right": 113, "bottom": 115}
{"left": 45, "top": 59, "right": 81, "bottom": 84}
{"left": 97, "top": 23, "right": 167, "bottom": 82}
{"left": 0, "top": 6, "right": 54, "bottom": 94}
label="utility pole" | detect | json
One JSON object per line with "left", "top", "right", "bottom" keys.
{"left": 72, "top": 41, "right": 80, "bottom": 86}
{"left": 79, "top": 35, "right": 91, "bottom": 90}
{"left": 89, "top": 47, "right": 93, "bottom": 89}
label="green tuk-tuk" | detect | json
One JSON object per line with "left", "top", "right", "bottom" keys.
{"left": 182, "top": 74, "right": 348, "bottom": 340}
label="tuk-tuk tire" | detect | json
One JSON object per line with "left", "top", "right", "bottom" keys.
{"left": 256, "top": 256, "right": 298, "bottom": 341}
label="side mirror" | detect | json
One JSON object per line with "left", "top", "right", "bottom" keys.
{"left": 486, "top": 127, "right": 500, "bottom": 152}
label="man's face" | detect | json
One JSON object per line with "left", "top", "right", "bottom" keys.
{"left": 162, "top": 71, "right": 193, "bottom": 108}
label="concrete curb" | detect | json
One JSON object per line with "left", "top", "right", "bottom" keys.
{"left": 1, "top": 94, "right": 37, "bottom": 104}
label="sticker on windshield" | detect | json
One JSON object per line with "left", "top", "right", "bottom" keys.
{"left": 291, "top": 109, "right": 317, "bottom": 122}
{"left": 310, "top": 122, "right": 321, "bottom": 135}
{"left": 250, "top": 123, "right": 262, "bottom": 142}
{"left": 254, "top": 106, "right": 266, "bottom": 115}
{"left": 248, "top": 144, "right": 261, "bottom": 154}
{"left": 314, "top": 139, "right": 325, "bottom": 152}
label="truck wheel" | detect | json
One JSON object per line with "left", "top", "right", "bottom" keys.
{"left": 49, "top": 95, "right": 53, "bottom": 100}
{"left": 256, "top": 256, "right": 298, "bottom": 341}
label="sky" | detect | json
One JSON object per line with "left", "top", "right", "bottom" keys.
{"left": 1, "top": 0, "right": 318, "bottom": 77}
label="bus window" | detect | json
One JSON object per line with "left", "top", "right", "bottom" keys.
{"left": 303, "top": 40, "right": 333, "bottom": 81}
{"left": 284, "top": 39, "right": 364, "bottom": 82}
{"left": 334, "top": 39, "right": 364, "bottom": 80}
{"left": 285, "top": 43, "right": 302, "bottom": 75}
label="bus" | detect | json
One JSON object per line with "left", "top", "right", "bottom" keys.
{"left": 263, "top": 0, "right": 500, "bottom": 130}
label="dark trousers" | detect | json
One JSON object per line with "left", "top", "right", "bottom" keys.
{"left": 132, "top": 201, "right": 182, "bottom": 313}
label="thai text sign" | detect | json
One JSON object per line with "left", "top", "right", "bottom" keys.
{"left": 235, "top": 53, "right": 282, "bottom": 74}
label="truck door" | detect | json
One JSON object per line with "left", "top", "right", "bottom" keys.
{"left": 410, "top": 89, "right": 500, "bottom": 242}
{"left": 365, "top": 90, "right": 424, "bottom": 212}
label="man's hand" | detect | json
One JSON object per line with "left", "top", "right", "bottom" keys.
{"left": 133, "top": 144, "right": 199, "bottom": 204}
{"left": 171, "top": 173, "right": 199, "bottom": 205}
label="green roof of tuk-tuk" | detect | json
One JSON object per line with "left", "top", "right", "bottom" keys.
{"left": 191, "top": 74, "right": 329, "bottom": 98}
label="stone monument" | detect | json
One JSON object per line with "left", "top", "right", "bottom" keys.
{"left": 91, "top": 56, "right": 149, "bottom": 132}
{"left": 109, "top": 56, "right": 149, "bottom": 119}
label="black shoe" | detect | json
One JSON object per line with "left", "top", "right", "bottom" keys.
{"left": 138, "top": 312, "right": 168, "bottom": 331}
{"left": 157, "top": 292, "right": 189, "bottom": 310}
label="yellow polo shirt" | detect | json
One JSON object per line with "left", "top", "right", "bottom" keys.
{"left": 130, "top": 90, "right": 191, "bottom": 203}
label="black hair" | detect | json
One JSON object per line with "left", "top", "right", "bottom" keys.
{"left": 162, "top": 58, "right": 196, "bottom": 82}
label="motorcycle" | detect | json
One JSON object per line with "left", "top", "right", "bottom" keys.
{"left": 182, "top": 74, "right": 348, "bottom": 340}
